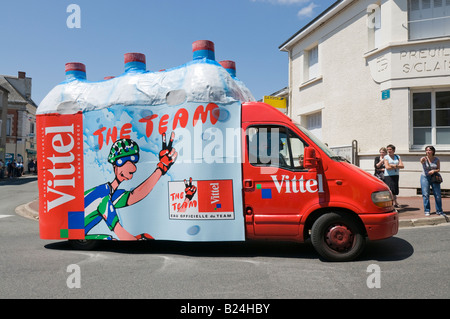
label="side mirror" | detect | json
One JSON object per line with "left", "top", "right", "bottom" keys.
{"left": 303, "top": 146, "right": 317, "bottom": 169}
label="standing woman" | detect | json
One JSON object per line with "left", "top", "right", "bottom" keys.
{"left": 420, "top": 146, "right": 445, "bottom": 217}
{"left": 384, "top": 144, "right": 404, "bottom": 207}
{"left": 374, "top": 147, "right": 387, "bottom": 180}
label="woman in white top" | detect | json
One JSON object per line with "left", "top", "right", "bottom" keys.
{"left": 384, "top": 144, "right": 404, "bottom": 207}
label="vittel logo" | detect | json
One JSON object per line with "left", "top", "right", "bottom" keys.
{"left": 45, "top": 125, "right": 77, "bottom": 211}
{"left": 210, "top": 182, "right": 220, "bottom": 204}
{"left": 271, "top": 174, "right": 324, "bottom": 194}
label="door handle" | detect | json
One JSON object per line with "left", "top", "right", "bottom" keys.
{"left": 243, "top": 179, "right": 254, "bottom": 191}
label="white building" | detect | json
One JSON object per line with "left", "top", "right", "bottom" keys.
{"left": 279, "top": 0, "right": 450, "bottom": 196}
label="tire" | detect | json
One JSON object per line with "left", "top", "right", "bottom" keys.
{"left": 311, "top": 212, "right": 366, "bottom": 262}
{"left": 69, "top": 239, "right": 100, "bottom": 250}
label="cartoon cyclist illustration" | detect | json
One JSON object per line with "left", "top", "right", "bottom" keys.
{"left": 83, "top": 132, "right": 177, "bottom": 240}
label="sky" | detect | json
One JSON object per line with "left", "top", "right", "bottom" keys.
{"left": 0, "top": 0, "right": 337, "bottom": 105}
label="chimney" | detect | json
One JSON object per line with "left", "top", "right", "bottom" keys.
{"left": 18, "top": 71, "right": 26, "bottom": 79}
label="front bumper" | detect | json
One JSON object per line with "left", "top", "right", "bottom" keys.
{"left": 360, "top": 211, "right": 399, "bottom": 241}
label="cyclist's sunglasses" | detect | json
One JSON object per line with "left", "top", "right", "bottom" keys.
{"left": 115, "top": 154, "right": 139, "bottom": 167}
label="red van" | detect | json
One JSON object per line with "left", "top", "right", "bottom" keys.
{"left": 57, "top": 101, "right": 398, "bottom": 262}
{"left": 240, "top": 101, "right": 398, "bottom": 261}
{"left": 37, "top": 41, "right": 398, "bottom": 262}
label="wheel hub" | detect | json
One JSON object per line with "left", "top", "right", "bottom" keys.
{"left": 325, "top": 225, "right": 354, "bottom": 252}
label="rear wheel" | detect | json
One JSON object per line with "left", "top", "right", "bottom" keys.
{"left": 311, "top": 212, "right": 366, "bottom": 262}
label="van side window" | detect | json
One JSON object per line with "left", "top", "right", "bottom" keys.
{"left": 289, "top": 131, "right": 306, "bottom": 169}
{"left": 246, "top": 126, "right": 307, "bottom": 170}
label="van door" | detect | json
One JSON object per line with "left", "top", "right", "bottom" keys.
{"left": 243, "top": 125, "right": 321, "bottom": 237}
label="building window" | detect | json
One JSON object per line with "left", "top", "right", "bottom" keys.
{"left": 408, "top": 0, "right": 450, "bottom": 40}
{"left": 412, "top": 90, "right": 450, "bottom": 146}
{"left": 6, "top": 117, "right": 11, "bottom": 136}
{"left": 307, "top": 45, "right": 319, "bottom": 80}
{"left": 306, "top": 112, "right": 322, "bottom": 140}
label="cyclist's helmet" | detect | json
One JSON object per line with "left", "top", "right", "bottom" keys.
{"left": 108, "top": 138, "right": 140, "bottom": 166}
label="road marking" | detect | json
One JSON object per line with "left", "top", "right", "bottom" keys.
{"left": 0, "top": 215, "right": 13, "bottom": 219}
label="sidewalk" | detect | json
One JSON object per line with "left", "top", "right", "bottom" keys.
{"left": 16, "top": 196, "right": 450, "bottom": 228}
{"left": 395, "top": 196, "right": 449, "bottom": 227}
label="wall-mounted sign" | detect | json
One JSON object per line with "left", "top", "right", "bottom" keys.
{"left": 263, "top": 96, "right": 286, "bottom": 111}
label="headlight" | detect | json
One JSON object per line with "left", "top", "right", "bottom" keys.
{"left": 371, "top": 191, "right": 393, "bottom": 208}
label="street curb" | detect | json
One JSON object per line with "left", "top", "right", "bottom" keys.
{"left": 399, "top": 215, "right": 449, "bottom": 228}
{"left": 15, "top": 201, "right": 39, "bottom": 221}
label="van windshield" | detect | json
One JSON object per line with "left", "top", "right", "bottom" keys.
{"left": 295, "top": 124, "right": 347, "bottom": 162}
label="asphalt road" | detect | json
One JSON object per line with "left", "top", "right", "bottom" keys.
{"left": 1, "top": 177, "right": 449, "bottom": 301}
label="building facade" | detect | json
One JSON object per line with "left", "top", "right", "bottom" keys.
{"left": 0, "top": 72, "right": 37, "bottom": 168}
{"left": 279, "top": 0, "right": 450, "bottom": 196}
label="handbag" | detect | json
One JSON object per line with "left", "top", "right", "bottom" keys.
{"left": 374, "top": 170, "right": 384, "bottom": 180}
{"left": 426, "top": 158, "right": 443, "bottom": 184}
{"left": 431, "top": 172, "right": 443, "bottom": 184}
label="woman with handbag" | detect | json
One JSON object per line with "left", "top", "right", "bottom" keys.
{"left": 374, "top": 147, "right": 387, "bottom": 181}
{"left": 420, "top": 145, "right": 445, "bottom": 217}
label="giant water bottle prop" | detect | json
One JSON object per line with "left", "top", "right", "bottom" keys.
{"left": 37, "top": 40, "right": 254, "bottom": 242}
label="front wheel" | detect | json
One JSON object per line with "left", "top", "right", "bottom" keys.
{"left": 311, "top": 212, "right": 366, "bottom": 262}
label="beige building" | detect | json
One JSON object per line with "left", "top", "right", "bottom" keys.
{"left": 279, "top": 0, "right": 450, "bottom": 196}
{"left": 0, "top": 72, "right": 37, "bottom": 167}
